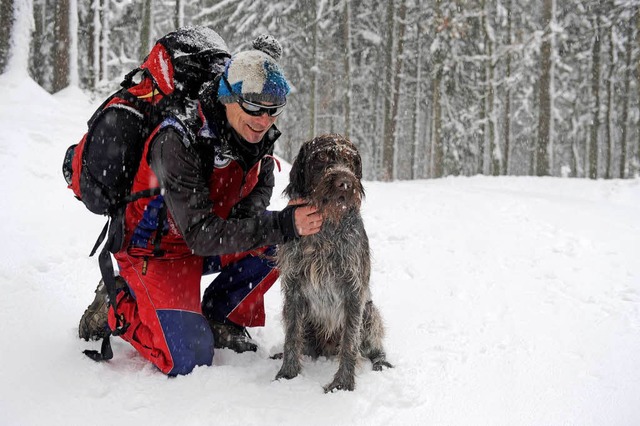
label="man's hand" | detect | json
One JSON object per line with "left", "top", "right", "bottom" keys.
{"left": 289, "top": 199, "right": 323, "bottom": 236}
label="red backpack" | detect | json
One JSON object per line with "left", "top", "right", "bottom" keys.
{"left": 63, "top": 26, "right": 230, "bottom": 360}
{"left": 64, "top": 26, "right": 230, "bottom": 216}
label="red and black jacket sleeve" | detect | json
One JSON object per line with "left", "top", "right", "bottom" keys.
{"left": 228, "top": 155, "right": 275, "bottom": 219}
{"left": 148, "top": 128, "right": 297, "bottom": 256}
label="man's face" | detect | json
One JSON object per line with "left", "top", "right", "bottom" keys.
{"left": 225, "top": 102, "right": 278, "bottom": 144}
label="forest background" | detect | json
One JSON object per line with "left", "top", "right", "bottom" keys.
{"left": 1, "top": 0, "right": 639, "bottom": 181}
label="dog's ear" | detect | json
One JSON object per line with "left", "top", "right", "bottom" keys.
{"left": 353, "top": 150, "right": 363, "bottom": 180}
{"left": 353, "top": 149, "right": 365, "bottom": 198}
{"left": 344, "top": 139, "right": 363, "bottom": 180}
{"left": 284, "top": 141, "right": 308, "bottom": 198}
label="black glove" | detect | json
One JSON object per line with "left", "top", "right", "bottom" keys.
{"left": 277, "top": 205, "right": 300, "bottom": 240}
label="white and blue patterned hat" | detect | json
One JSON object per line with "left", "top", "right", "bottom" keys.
{"left": 218, "top": 35, "right": 290, "bottom": 106}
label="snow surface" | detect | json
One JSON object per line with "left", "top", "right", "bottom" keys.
{"left": 1, "top": 73, "right": 640, "bottom": 426}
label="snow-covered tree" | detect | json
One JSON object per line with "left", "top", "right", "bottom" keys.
{"left": 0, "top": 0, "right": 15, "bottom": 73}
{"left": 3, "top": 0, "right": 639, "bottom": 181}
{"left": 4, "top": 0, "right": 34, "bottom": 76}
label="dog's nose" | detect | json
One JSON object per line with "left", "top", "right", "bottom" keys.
{"left": 335, "top": 177, "right": 352, "bottom": 191}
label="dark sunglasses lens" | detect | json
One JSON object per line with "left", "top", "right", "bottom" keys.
{"left": 270, "top": 105, "right": 285, "bottom": 117}
{"left": 239, "top": 100, "right": 285, "bottom": 117}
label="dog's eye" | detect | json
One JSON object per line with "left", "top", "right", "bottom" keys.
{"left": 317, "top": 152, "right": 329, "bottom": 162}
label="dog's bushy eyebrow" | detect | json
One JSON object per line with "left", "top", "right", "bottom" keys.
{"left": 308, "top": 144, "right": 358, "bottom": 158}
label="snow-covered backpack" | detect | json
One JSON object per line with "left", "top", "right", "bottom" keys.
{"left": 62, "top": 26, "right": 230, "bottom": 360}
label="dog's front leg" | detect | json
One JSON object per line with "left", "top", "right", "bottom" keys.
{"left": 360, "top": 301, "right": 394, "bottom": 371}
{"left": 323, "top": 283, "right": 364, "bottom": 393}
{"left": 275, "top": 279, "right": 306, "bottom": 381}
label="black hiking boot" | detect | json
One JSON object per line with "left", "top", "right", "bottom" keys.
{"left": 209, "top": 321, "right": 258, "bottom": 353}
{"left": 78, "top": 277, "right": 127, "bottom": 341}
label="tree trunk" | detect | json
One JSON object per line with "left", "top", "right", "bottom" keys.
{"left": 389, "top": 0, "right": 407, "bottom": 178}
{"left": 588, "top": 10, "right": 602, "bottom": 179}
{"left": 503, "top": 0, "right": 513, "bottom": 175}
{"left": 342, "top": 0, "right": 352, "bottom": 139}
{"left": 423, "top": 96, "right": 432, "bottom": 178}
{"left": 569, "top": 98, "right": 583, "bottom": 177}
{"left": 605, "top": 22, "right": 614, "bottom": 179}
{"left": 636, "top": 8, "right": 640, "bottom": 175}
{"left": 536, "top": 0, "right": 553, "bottom": 176}
{"left": 619, "top": 15, "right": 633, "bottom": 179}
{"left": 482, "top": 0, "right": 501, "bottom": 176}
{"left": 411, "top": 21, "right": 423, "bottom": 180}
{"left": 431, "top": 1, "right": 444, "bottom": 179}
{"left": 381, "top": 0, "right": 396, "bottom": 181}
{"left": 371, "top": 47, "right": 382, "bottom": 178}
{"left": 571, "top": 139, "right": 581, "bottom": 178}
{"left": 87, "top": 0, "right": 100, "bottom": 90}
{"left": 140, "top": 0, "right": 153, "bottom": 61}
{"left": 431, "top": 75, "right": 443, "bottom": 178}
{"left": 30, "top": 0, "right": 45, "bottom": 85}
{"left": 53, "top": 0, "right": 70, "bottom": 92}
{"left": 478, "top": 7, "right": 487, "bottom": 175}
{"left": 377, "top": 0, "right": 409, "bottom": 179}
{"left": 0, "top": 0, "right": 13, "bottom": 74}
{"left": 100, "top": 0, "right": 110, "bottom": 83}
{"left": 175, "top": 0, "right": 184, "bottom": 29}
{"left": 69, "top": 0, "right": 78, "bottom": 87}
{"left": 309, "top": 0, "right": 319, "bottom": 140}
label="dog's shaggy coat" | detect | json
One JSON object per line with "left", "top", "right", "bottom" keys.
{"left": 275, "top": 134, "right": 392, "bottom": 393}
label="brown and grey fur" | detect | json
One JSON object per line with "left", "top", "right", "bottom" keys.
{"left": 275, "top": 134, "right": 392, "bottom": 393}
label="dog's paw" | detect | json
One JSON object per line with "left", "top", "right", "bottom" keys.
{"left": 372, "top": 359, "right": 394, "bottom": 371}
{"left": 324, "top": 370, "right": 356, "bottom": 393}
{"left": 323, "top": 376, "right": 355, "bottom": 393}
{"left": 275, "top": 365, "right": 300, "bottom": 381}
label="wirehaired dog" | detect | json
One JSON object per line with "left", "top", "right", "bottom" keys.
{"left": 275, "top": 134, "right": 392, "bottom": 393}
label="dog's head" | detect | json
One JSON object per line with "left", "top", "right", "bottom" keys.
{"left": 285, "top": 134, "right": 364, "bottom": 223}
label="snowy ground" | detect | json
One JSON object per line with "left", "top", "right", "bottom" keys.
{"left": 1, "top": 73, "right": 639, "bottom": 426}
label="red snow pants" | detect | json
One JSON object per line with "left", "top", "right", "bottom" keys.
{"left": 109, "top": 246, "right": 278, "bottom": 376}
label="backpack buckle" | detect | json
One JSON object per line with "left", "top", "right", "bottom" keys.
{"left": 111, "top": 313, "right": 130, "bottom": 337}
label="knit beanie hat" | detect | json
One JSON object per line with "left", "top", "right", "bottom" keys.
{"left": 217, "top": 35, "right": 290, "bottom": 106}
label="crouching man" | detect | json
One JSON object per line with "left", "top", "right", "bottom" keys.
{"left": 78, "top": 36, "right": 322, "bottom": 376}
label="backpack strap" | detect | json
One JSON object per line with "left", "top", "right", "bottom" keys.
{"left": 152, "top": 202, "right": 168, "bottom": 258}
{"left": 83, "top": 221, "right": 128, "bottom": 362}
{"left": 265, "top": 155, "right": 282, "bottom": 172}
{"left": 120, "top": 187, "right": 163, "bottom": 206}
{"left": 82, "top": 245, "right": 126, "bottom": 362}
{"left": 87, "top": 188, "right": 162, "bottom": 257}
{"left": 121, "top": 67, "right": 142, "bottom": 89}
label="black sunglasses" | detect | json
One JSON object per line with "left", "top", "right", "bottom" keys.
{"left": 238, "top": 98, "right": 286, "bottom": 117}
{"left": 222, "top": 76, "right": 286, "bottom": 117}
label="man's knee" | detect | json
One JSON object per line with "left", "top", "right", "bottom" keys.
{"left": 158, "top": 311, "right": 215, "bottom": 376}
